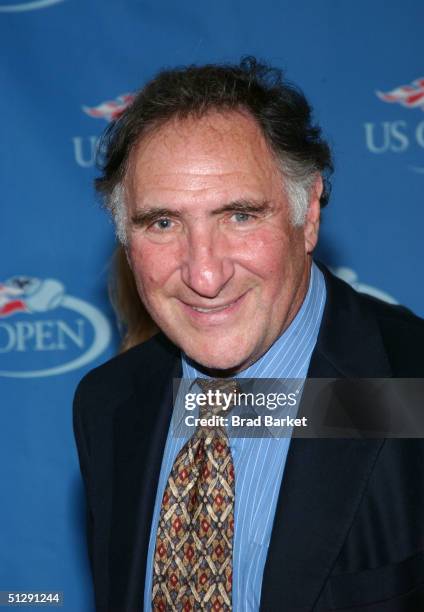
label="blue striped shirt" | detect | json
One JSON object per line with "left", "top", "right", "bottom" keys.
{"left": 144, "top": 262, "right": 326, "bottom": 610}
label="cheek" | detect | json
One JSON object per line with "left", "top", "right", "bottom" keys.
{"left": 235, "top": 230, "right": 290, "bottom": 277}
{"left": 129, "top": 240, "right": 179, "bottom": 287}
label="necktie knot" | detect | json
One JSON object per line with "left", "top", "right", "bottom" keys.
{"left": 195, "top": 378, "right": 241, "bottom": 418}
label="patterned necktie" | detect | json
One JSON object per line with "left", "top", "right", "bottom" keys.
{"left": 152, "top": 378, "right": 239, "bottom": 611}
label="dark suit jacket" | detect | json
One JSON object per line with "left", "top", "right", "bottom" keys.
{"left": 73, "top": 267, "right": 424, "bottom": 611}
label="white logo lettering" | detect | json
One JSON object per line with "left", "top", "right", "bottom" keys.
{"left": 364, "top": 121, "right": 409, "bottom": 153}
{"left": 415, "top": 121, "right": 424, "bottom": 149}
{"left": 72, "top": 136, "right": 99, "bottom": 168}
{"left": 0, "top": 319, "right": 85, "bottom": 352}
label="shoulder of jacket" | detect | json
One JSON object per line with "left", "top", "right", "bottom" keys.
{"left": 318, "top": 264, "right": 424, "bottom": 376}
{"left": 356, "top": 289, "right": 424, "bottom": 333}
{"left": 354, "top": 290, "right": 424, "bottom": 376}
{"left": 74, "top": 332, "right": 179, "bottom": 407}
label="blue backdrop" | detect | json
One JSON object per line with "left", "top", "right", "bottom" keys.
{"left": 1, "top": 1, "right": 423, "bottom": 610}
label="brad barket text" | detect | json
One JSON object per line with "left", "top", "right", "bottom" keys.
{"left": 185, "top": 415, "right": 308, "bottom": 428}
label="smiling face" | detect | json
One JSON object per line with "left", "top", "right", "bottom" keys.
{"left": 123, "top": 110, "right": 322, "bottom": 373}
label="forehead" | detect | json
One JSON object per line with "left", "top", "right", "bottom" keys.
{"left": 124, "top": 110, "right": 283, "bottom": 203}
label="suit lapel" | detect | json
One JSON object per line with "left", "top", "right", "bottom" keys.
{"left": 260, "top": 268, "right": 392, "bottom": 610}
{"left": 109, "top": 335, "right": 181, "bottom": 612}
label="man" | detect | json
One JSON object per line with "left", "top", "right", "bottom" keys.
{"left": 73, "top": 58, "right": 424, "bottom": 611}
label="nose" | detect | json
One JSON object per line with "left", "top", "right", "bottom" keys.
{"left": 180, "top": 226, "right": 235, "bottom": 298}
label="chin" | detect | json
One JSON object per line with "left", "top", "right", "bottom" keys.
{"left": 183, "top": 342, "right": 253, "bottom": 375}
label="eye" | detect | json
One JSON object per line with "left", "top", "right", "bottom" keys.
{"left": 231, "top": 212, "right": 254, "bottom": 223}
{"left": 151, "top": 217, "right": 174, "bottom": 231}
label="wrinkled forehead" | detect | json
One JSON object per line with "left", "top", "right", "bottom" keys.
{"left": 123, "top": 110, "right": 283, "bottom": 202}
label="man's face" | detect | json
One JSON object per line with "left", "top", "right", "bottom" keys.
{"left": 124, "top": 111, "right": 321, "bottom": 373}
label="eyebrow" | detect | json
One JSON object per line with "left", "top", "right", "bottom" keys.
{"left": 131, "top": 207, "right": 179, "bottom": 227}
{"left": 211, "top": 199, "right": 272, "bottom": 216}
{"left": 130, "top": 200, "right": 272, "bottom": 227}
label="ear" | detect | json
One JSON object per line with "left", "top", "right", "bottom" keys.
{"left": 304, "top": 175, "right": 323, "bottom": 254}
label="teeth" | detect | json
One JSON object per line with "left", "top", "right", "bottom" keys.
{"left": 192, "top": 307, "right": 214, "bottom": 313}
{"left": 191, "top": 302, "right": 234, "bottom": 313}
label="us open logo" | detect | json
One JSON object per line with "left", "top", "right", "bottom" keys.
{"left": 0, "top": 0, "right": 65, "bottom": 11}
{"left": 364, "top": 77, "right": 424, "bottom": 174}
{"left": 0, "top": 276, "right": 111, "bottom": 378}
{"left": 73, "top": 93, "right": 135, "bottom": 168}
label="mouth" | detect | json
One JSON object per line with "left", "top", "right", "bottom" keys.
{"left": 179, "top": 291, "right": 249, "bottom": 323}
